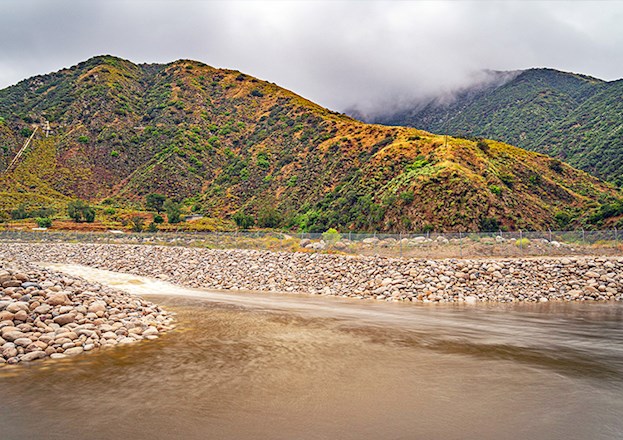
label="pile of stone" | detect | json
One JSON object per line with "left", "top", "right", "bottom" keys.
{"left": 0, "top": 261, "right": 174, "bottom": 366}
{"left": 1, "top": 243, "right": 621, "bottom": 304}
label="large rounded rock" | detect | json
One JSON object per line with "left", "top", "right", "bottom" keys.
{"left": 87, "top": 300, "right": 107, "bottom": 314}
{"left": 64, "top": 346, "right": 84, "bottom": 356}
{"left": 2, "top": 331, "right": 27, "bottom": 342}
{"left": 21, "top": 350, "right": 46, "bottom": 362}
{"left": 53, "top": 313, "right": 76, "bottom": 325}
{"left": 46, "top": 293, "right": 70, "bottom": 306}
{"left": 6, "top": 302, "right": 29, "bottom": 313}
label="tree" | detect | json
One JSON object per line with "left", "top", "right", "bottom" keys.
{"left": 10, "top": 204, "right": 28, "bottom": 220}
{"left": 146, "top": 193, "right": 166, "bottom": 213}
{"left": 164, "top": 200, "right": 182, "bottom": 224}
{"left": 232, "top": 210, "right": 255, "bottom": 229}
{"left": 257, "top": 208, "right": 282, "bottom": 228}
{"left": 67, "top": 200, "right": 95, "bottom": 223}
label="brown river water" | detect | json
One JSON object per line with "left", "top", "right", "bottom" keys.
{"left": 1, "top": 264, "right": 623, "bottom": 440}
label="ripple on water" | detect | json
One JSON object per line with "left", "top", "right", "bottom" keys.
{"left": 0, "top": 264, "right": 621, "bottom": 440}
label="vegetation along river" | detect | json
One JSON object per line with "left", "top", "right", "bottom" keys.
{"left": 1, "top": 264, "right": 622, "bottom": 440}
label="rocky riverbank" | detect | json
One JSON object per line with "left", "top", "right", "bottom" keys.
{"left": 1, "top": 243, "right": 622, "bottom": 303}
{"left": 0, "top": 260, "right": 174, "bottom": 366}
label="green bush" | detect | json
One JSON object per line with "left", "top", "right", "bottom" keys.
{"left": 153, "top": 214, "right": 164, "bottom": 224}
{"left": 257, "top": 208, "right": 282, "bottom": 228}
{"left": 10, "top": 205, "right": 28, "bottom": 220}
{"left": 147, "top": 222, "right": 158, "bottom": 232}
{"left": 489, "top": 185, "right": 502, "bottom": 195}
{"left": 515, "top": 238, "right": 530, "bottom": 247}
{"left": 68, "top": 200, "right": 96, "bottom": 223}
{"left": 479, "top": 217, "right": 500, "bottom": 232}
{"left": 35, "top": 217, "right": 52, "bottom": 228}
{"left": 399, "top": 191, "right": 415, "bottom": 204}
{"left": 476, "top": 139, "right": 490, "bottom": 154}
{"left": 549, "top": 159, "right": 564, "bottom": 173}
{"left": 232, "top": 210, "right": 255, "bottom": 229}
{"left": 78, "top": 135, "right": 89, "bottom": 144}
{"left": 499, "top": 173, "right": 515, "bottom": 188}
{"left": 322, "top": 228, "right": 342, "bottom": 243}
{"left": 20, "top": 127, "right": 33, "bottom": 138}
{"left": 529, "top": 174, "right": 542, "bottom": 185}
{"left": 287, "top": 176, "right": 298, "bottom": 187}
{"left": 555, "top": 211, "right": 572, "bottom": 228}
{"left": 146, "top": 193, "right": 166, "bottom": 212}
{"left": 164, "top": 200, "right": 182, "bottom": 224}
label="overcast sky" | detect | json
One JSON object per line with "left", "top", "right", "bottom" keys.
{"left": 1, "top": 0, "right": 622, "bottom": 116}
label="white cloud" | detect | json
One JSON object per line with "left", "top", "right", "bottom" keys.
{"left": 1, "top": 0, "right": 622, "bottom": 116}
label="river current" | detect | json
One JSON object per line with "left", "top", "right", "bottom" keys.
{"left": 1, "top": 264, "right": 622, "bottom": 439}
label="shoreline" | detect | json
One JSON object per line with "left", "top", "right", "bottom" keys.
{"left": 0, "top": 259, "right": 175, "bottom": 366}
{"left": 1, "top": 242, "right": 621, "bottom": 303}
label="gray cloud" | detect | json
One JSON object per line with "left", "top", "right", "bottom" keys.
{"left": 1, "top": 0, "right": 622, "bottom": 117}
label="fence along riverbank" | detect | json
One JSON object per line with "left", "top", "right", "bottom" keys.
{"left": 0, "top": 229, "right": 621, "bottom": 259}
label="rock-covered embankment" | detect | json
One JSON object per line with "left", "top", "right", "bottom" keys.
{"left": 1, "top": 243, "right": 622, "bottom": 303}
{"left": 1, "top": 261, "right": 174, "bottom": 366}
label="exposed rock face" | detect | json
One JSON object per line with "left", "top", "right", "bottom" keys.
{"left": 1, "top": 243, "right": 621, "bottom": 304}
{"left": 0, "top": 262, "right": 175, "bottom": 366}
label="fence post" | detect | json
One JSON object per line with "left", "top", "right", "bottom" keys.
{"left": 582, "top": 228, "right": 585, "bottom": 246}
{"left": 519, "top": 230, "right": 523, "bottom": 254}
{"left": 349, "top": 231, "right": 352, "bottom": 242}
{"left": 615, "top": 227, "right": 619, "bottom": 252}
{"left": 548, "top": 228, "right": 552, "bottom": 243}
{"left": 399, "top": 232, "right": 403, "bottom": 258}
{"left": 459, "top": 231, "right": 463, "bottom": 258}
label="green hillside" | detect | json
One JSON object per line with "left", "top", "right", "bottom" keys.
{"left": 0, "top": 57, "right": 621, "bottom": 232}
{"left": 376, "top": 68, "right": 623, "bottom": 186}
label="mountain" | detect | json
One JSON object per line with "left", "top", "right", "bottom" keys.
{"left": 372, "top": 68, "right": 623, "bottom": 187}
{"left": 0, "top": 56, "right": 621, "bottom": 232}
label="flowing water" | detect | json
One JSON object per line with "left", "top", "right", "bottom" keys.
{"left": 1, "top": 264, "right": 623, "bottom": 440}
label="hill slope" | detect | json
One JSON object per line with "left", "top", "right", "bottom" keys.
{"left": 374, "top": 68, "right": 623, "bottom": 186}
{"left": 0, "top": 56, "right": 621, "bottom": 232}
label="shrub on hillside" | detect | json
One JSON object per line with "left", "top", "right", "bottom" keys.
{"left": 549, "top": 159, "right": 564, "bottom": 174}
{"left": 232, "top": 210, "right": 255, "bottom": 229}
{"left": 399, "top": 191, "right": 415, "bottom": 204}
{"left": 476, "top": 139, "right": 490, "bottom": 154}
{"left": 479, "top": 217, "right": 500, "bottom": 232}
{"left": 35, "top": 217, "right": 52, "bottom": 228}
{"left": 10, "top": 205, "right": 28, "bottom": 220}
{"left": 164, "top": 200, "right": 182, "bottom": 224}
{"left": 68, "top": 200, "right": 95, "bottom": 223}
{"left": 489, "top": 185, "right": 502, "bottom": 196}
{"left": 129, "top": 216, "right": 145, "bottom": 232}
{"left": 146, "top": 193, "right": 166, "bottom": 213}
{"left": 257, "top": 208, "right": 282, "bottom": 228}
